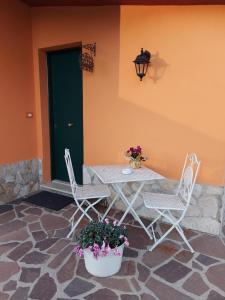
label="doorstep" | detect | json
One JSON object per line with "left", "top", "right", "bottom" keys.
{"left": 40, "top": 180, "right": 73, "bottom": 197}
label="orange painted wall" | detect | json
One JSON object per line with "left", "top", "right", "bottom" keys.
{"left": 32, "top": 6, "right": 120, "bottom": 181}
{"left": 0, "top": 0, "right": 36, "bottom": 164}
{"left": 32, "top": 5, "right": 225, "bottom": 185}
{"left": 119, "top": 5, "right": 225, "bottom": 185}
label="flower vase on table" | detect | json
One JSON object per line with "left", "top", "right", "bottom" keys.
{"left": 129, "top": 159, "right": 141, "bottom": 169}
{"left": 125, "top": 145, "right": 147, "bottom": 169}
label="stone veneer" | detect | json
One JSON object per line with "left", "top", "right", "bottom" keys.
{"left": 89, "top": 170, "right": 225, "bottom": 236}
{"left": 0, "top": 160, "right": 224, "bottom": 236}
{"left": 221, "top": 187, "right": 225, "bottom": 239}
{"left": 0, "top": 159, "right": 41, "bottom": 204}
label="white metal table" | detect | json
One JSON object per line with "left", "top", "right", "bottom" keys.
{"left": 90, "top": 164, "right": 164, "bottom": 239}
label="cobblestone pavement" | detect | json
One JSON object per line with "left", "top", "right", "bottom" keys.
{"left": 0, "top": 199, "right": 225, "bottom": 300}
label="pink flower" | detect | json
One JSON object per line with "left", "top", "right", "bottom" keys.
{"left": 78, "top": 248, "right": 84, "bottom": 257}
{"left": 74, "top": 245, "right": 81, "bottom": 255}
{"left": 93, "top": 243, "right": 100, "bottom": 249}
{"left": 124, "top": 237, "right": 129, "bottom": 247}
{"left": 92, "top": 243, "right": 101, "bottom": 258}
{"left": 113, "top": 247, "right": 121, "bottom": 256}
{"left": 100, "top": 241, "right": 111, "bottom": 257}
{"left": 119, "top": 234, "right": 124, "bottom": 239}
{"left": 113, "top": 220, "right": 118, "bottom": 226}
{"left": 74, "top": 245, "right": 84, "bottom": 257}
{"left": 125, "top": 241, "right": 129, "bottom": 247}
{"left": 104, "top": 218, "right": 109, "bottom": 224}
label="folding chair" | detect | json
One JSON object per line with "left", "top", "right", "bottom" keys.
{"left": 65, "top": 149, "right": 110, "bottom": 238}
{"left": 143, "top": 153, "right": 200, "bottom": 252}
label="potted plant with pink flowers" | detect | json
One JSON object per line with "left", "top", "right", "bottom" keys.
{"left": 74, "top": 219, "right": 129, "bottom": 277}
{"left": 125, "top": 145, "right": 147, "bottom": 169}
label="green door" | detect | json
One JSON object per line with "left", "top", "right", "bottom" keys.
{"left": 47, "top": 47, "right": 83, "bottom": 184}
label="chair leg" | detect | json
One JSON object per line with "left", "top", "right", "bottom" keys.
{"left": 101, "top": 190, "right": 121, "bottom": 221}
{"left": 67, "top": 197, "right": 106, "bottom": 238}
{"left": 69, "top": 199, "right": 86, "bottom": 224}
{"left": 147, "top": 210, "right": 165, "bottom": 230}
{"left": 67, "top": 212, "right": 90, "bottom": 238}
{"left": 166, "top": 210, "right": 194, "bottom": 252}
{"left": 175, "top": 224, "right": 194, "bottom": 253}
{"left": 67, "top": 203, "right": 96, "bottom": 238}
{"left": 148, "top": 224, "right": 175, "bottom": 251}
{"left": 85, "top": 200, "right": 101, "bottom": 217}
{"left": 148, "top": 221, "right": 194, "bottom": 253}
{"left": 67, "top": 203, "right": 93, "bottom": 239}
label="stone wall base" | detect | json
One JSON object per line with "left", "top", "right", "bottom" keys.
{"left": 90, "top": 170, "right": 225, "bottom": 236}
{"left": 0, "top": 159, "right": 41, "bottom": 204}
{"left": 1, "top": 160, "right": 224, "bottom": 236}
{"left": 221, "top": 187, "right": 225, "bottom": 238}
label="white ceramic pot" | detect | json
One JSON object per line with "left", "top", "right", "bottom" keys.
{"left": 83, "top": 243, "right": 124, "bottom": 277}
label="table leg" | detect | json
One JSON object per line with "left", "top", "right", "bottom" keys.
{"left": 112, "top": 183, "right": 138, "bottom": 222}
{"left": 101, "top": 182, "right": 126, "bottom": 221}
{"left": 114, "top": 182, "right": 152, "bottom": 240}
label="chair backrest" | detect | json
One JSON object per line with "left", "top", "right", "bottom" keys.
{"left": 64, "top": 149, "right": 78, "bottom": 199}
{"left": 176, "top": 153, "right": 200, "bottom": 204}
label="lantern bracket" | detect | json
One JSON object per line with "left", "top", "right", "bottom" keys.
{"left": 80, "top": 42, "right": 96, "bottom": 72}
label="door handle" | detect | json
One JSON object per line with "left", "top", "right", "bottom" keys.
{"left": 67, "top": 122, "right": 75, "bottom": 127}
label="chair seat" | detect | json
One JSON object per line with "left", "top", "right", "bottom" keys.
{"left": 76, "top": 184, "right": 110, "bottom": 200}
{"left": 143, "top": 192, "right": 185, "bottom": 211}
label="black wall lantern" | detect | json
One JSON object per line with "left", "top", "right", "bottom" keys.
{"left": 133, "top": 48, "right": 151, "bottom": 81}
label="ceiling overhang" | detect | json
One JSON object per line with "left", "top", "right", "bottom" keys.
{"left": 21, "top": 0, "right": 225, "bottom": 6}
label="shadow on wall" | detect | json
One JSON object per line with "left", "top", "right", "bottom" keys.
{"left": 97, "top": 94, "right": 225, "bottom": 185}
{"left": 148, "top": 51, "right": 169, "bottom": 83}
{"left": 90, "top": 44, "right": 225, "bottom": 185}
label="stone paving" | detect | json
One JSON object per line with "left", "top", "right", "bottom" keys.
{"left": 0, "top": 198, "right": 225, "bottom": 300}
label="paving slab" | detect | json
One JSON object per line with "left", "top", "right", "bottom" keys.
{"left": 0, "top": 201, "right": 225, "bottom": 299}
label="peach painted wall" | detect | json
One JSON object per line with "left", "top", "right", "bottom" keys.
{"left": 32, "top": 6, "right": 120, "bottom": 181}
{"left": 119, "top": 5, "right": 225, "bottom": 185}
{"left": 0, "top": 0, "right": 36, "bottom": 164}
{"left": 32, "top": 5, "right": 225, "bottom": 185}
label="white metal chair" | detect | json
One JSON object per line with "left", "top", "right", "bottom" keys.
{"left": 143, "top": 153, "right": 200, "bottom": 253}
{"left": 65, "top": 149, "right": 110, "bottom": 238}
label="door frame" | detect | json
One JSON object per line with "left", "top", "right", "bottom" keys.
{"left": 38, "top": 42, "right": 83, "bottom": 183}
